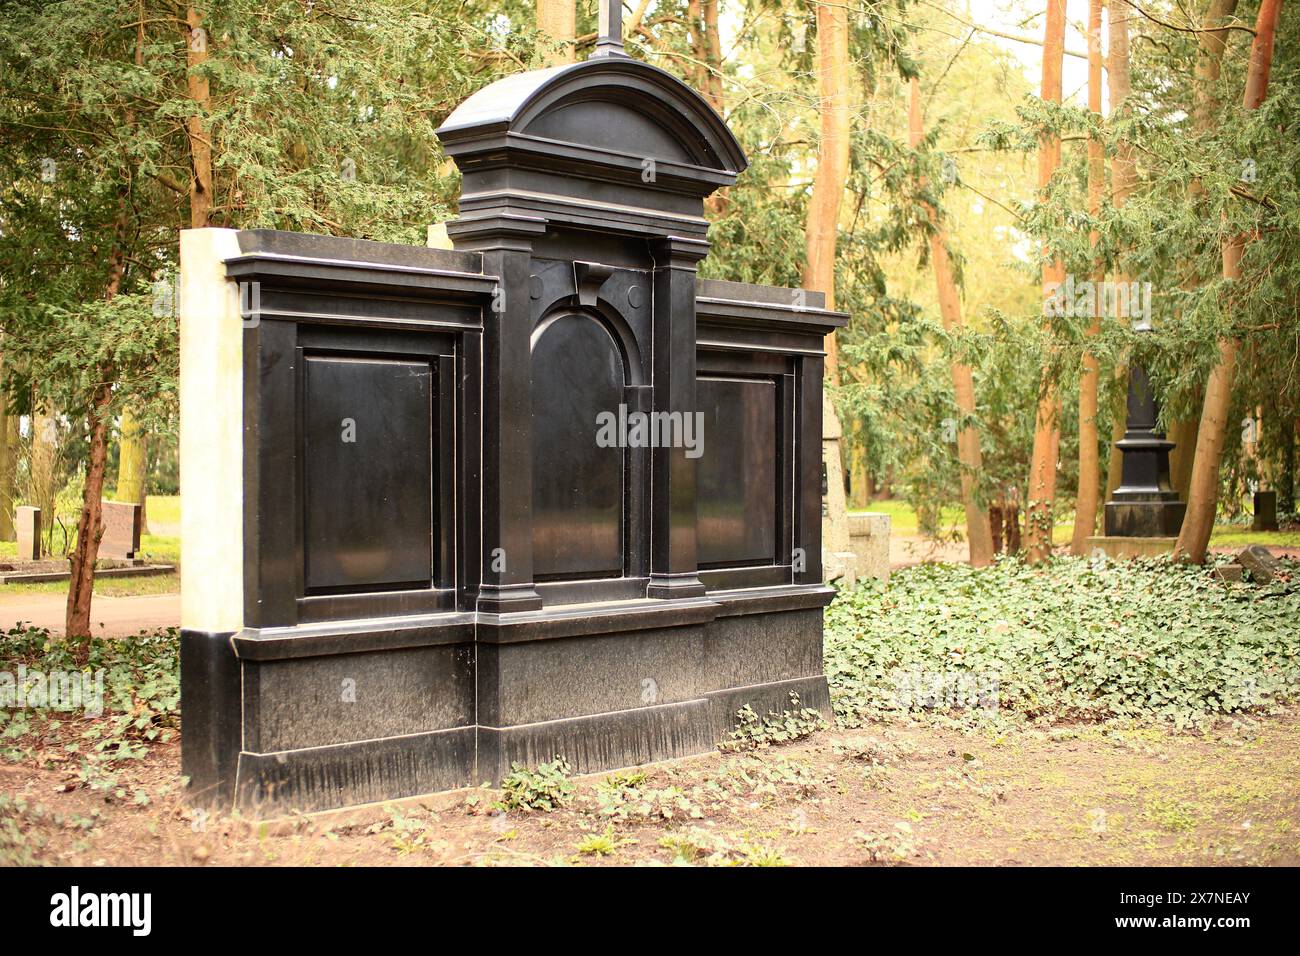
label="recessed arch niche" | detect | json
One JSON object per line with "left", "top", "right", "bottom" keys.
{"left": 531, "top": 310, "right": 629, "bottom": 579}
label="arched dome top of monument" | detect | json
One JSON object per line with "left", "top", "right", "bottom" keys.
{"left": 436, "top": 56, "right": 747, "bottom": 179}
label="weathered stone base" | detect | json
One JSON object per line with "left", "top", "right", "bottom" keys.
{"left": 1085, "top": 535, "right": 1178, "bottom": 560}
{"left": 182, "top": 587, "right": 835, "bottom": 816}
{"left": 236, "top": 726, "right": 477, "bottom": 815}
{"left": 1104, "top": 498, "right": 1186, "bottom": 537}
{"left": 478, "top": 674, "right": 830, "bottom": 783}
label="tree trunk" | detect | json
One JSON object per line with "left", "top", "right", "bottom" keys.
{"left": 803, "top": 0, "right": 853, "bottom": 570}
{"left": 114, "top": 406, "right": 149, "bottom": 534}
{"left": 1072, "top": 0, "right": 1106, "bottom": 554}
{"left": 0, "top": 349, "right": 13, "bottom": 542}
{"left": 627, "top": 0, "right": 653, "bottom": 36}
{"left": 1278, "top": 416, "right": 1296, "bottom": 515}
{"left": 1167, "top": 413, "right": 1201, "bottom": 500}
{"left": 1169, "top": 0, "right": 1240, "bottom": 500}
{"left": 685, "top": 0, "right": 707, "bottom": 93}
{"left": 1024, "top": 0, "right": 1066, "bottom": 563}
{"left": 66, "top": 381, "right": 113, "bottom": 643}
{"left": 537, "top": 0, "right": 576, "bottom": 66}
{"left": 698, "top": 0, "right": 727, "bottom": 216}
{"left": 909, "top": 78, "right": 993, "bottom": 566}
{"left": 185, "top": 9, "right": 213, "bottom": 229}
{"left": 29, "top": 404, "right": 59, "bottom": 542}
{"left": 1174, "top": 0, "right": 1283, "bottom": 563}
{"left": 65, "top": 171, "right": 135, "bottom": 639}
{"left": 701, "top": 0, "right": 724, "bottom": 112}
{"left": 1193, "top": 0, "right": 1241, "bottom": 133}
{"left": 803, "top": 0, "right": 851, "bottom": 379}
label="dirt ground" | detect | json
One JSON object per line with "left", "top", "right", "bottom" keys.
{"left": 4, "top": 708, "right": 1298, "bottom": 867}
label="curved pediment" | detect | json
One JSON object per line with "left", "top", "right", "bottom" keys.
{"left": 437, "top": 57, "right": 747, "bottom": 181}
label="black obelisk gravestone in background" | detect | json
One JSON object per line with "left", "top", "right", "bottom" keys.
{"left": 1104, "top": 359, "right": 1187, "bottom": 537}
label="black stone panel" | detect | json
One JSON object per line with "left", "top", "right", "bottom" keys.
{"left": 1254, "top": 491, "right": 1279, "bottom": 531}
{"left": 479, "top": 624, "right": 709, "bottom": 726}
{"left": 697, "top": 376, "right": 778, "bottom": 566}
{"left": 525, "top": 101, "right": 696, "bottom": 164}
{"left": 701, "top": 608, "right": 824, "bottom": 690}
{"left": 243, "top": 644, "right": 474, "bottom": 752}
{"left": 532, "top": 312, "right": 625, "bottom": 579}
{"left": 303, "top": 355, "right": 434, "bottom": 592}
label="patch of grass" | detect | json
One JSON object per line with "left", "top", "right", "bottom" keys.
{"left": 377, "top": 805, "right": 448, "bottom": 856}
{"left": 738, "top": 842, "right": 790, "bottom": 867}
{"left": 145, "top": 495, "right": 180, "bottom": 529}
{"left": 0, "top": 795, "right": 101, "bottom": 866}
{"left": 658, "top": 828, "right": 719, "bottom": 863}
{"left": 1209, "top": 528, "right": 1300, "bottom": 549}
{"left": 0, "top": 569, "right": 179, "bottom": 598}
{"left": 1145, "top": 798, "right": 1200, "bottom": 833}
{"left": 825, "top": 556, "right": 1300, "bottom": 729}
{"left": 847, "top": 500, "right": 963, "bottom": 536}
{"left": 575, "top": 825, "right": 636, "bottom": 857}
{"left": 655, "top": 827, "right": 790, "bottom": 866}
{"left": 137, "top": 534, "right": 180, "bottom": 564}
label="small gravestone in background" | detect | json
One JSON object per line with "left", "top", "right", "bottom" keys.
{"left": 16, "top": 506, "right": 40, "bottom": 561}
{"left": 100, "top": 501, "right": 142, "bottom": 561}
{"left": 1237, "top": 544, "right": 1283, "bottom": 584}
{"left": 1, "top": 500, "right": 170, "bottom": 584}
{"left": 847, "top": 513, "right": 890, "bottom": 581}
{"left": 1212, "top": 563, "right": 1244, "bottom": 583}
{"left": 1253, "top": 491, "right": 1278, "bottom": 532}
{"left": 1216, "top": 545, "right": 1286, "bottom": 585}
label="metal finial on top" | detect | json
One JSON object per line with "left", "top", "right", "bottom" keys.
{"left": 592, "top": 0, "right": 629, "bottom": 58}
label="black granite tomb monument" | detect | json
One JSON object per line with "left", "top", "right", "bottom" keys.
{"left": 179, "top": 13, "right": 845, "bottom": 814}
